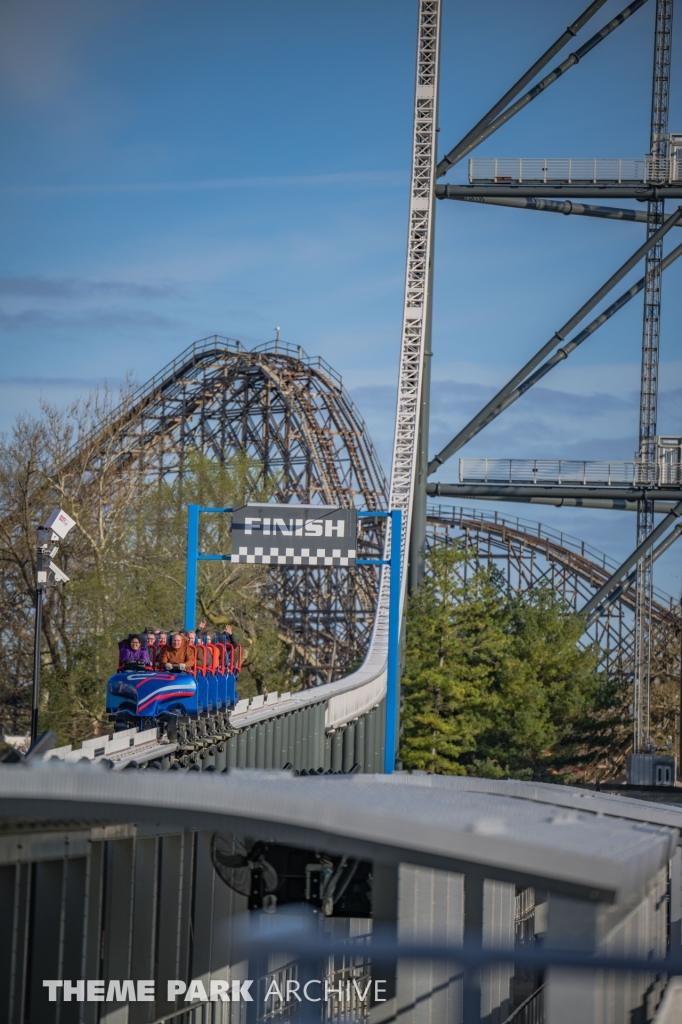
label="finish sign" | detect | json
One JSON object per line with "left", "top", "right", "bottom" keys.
{"left": 231, "top": 504, "right": 357, "bottom": 565}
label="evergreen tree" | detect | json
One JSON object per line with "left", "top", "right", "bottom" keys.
{"left": 469, "top": 584, "right": 602, "bottom": 780}
{"left": 401, "top": 544, "right": 509, "bottom": 774}
{"left": 401, "top": 543, "right": 605, "bottom": 781}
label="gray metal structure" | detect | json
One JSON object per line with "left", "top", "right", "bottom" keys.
{"left": 392, "top": 0, "right": 441, "bottom": 595}
{"left": 0, "top": 764, "right": 680, "bottom": 1024}
{"left": 445, "top": 193, "right": 682, "bottom": 223}
{"left": 634, "top": 0, "right": 675, "bottom": 753}
{"left": 426, "top": 205, "right": 682, "bottom": 476}
{"left": 437, "top": 182, "right": 682, "bottom": 198}
{"left": 48, "top": 696, "right": 387, "bottom": 776}
{"left": 396, "top": 0, "right": 674, "bottom": 590}
{"left": 418, "top": 0, "right": 674, "bottom": 492}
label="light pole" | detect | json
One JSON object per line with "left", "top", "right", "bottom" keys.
{"left": 31, "top": 509, "right": 75, "bottom": 744}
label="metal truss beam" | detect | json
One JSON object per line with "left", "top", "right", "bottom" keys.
{"left": 427, "top": 483, "right": 682, "bottom": 503}
{"left": 436, "top": 184, "right": 682, "bottom": 200}
{"left": 427, "top": 208, "right": 682, "bottom": 475}
{"left": 446, "top": 195, "right": 682, "bottom": 225}
{"left": 587, "top": 522, "right": 682, "bottom": 627}
{"left": 583, "top": 499, "right": 682, "bottom": 621}
{"left": 634, "top": 0, "right": 674, "bottom": 753}
{"left": 485, "top": 240, "right": 682, "bottom": 421}
{"left": 389, "top": 0, "right": 441, "bottom": 600}
{"left": 436, "top": 0, "right": 608, "bottom": 177}
{"left": 437, "top": 0, "right": 649, "bottom": 176}
{"left": 421, "top": 489, "right": 671, "bottom": 516}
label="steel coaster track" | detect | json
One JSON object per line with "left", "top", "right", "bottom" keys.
{"left": 232, "top": 0, "right": 444, "bottom": 737}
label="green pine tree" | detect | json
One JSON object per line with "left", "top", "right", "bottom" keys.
{"left": 469, "top": 584, "right": 602, "bottom": 781}
{"left": 401, "top": 543, "right": 509, "bottom": 774}
{"left": 401, "top": 544, "right": 605, "bottom": 782}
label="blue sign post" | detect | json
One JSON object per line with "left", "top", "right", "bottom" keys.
{"left": 357, "top": 509, "right": 403, "bottom": 775}
{"left": 184, "top": 505, "right": 232, "bottom": 630}
{"left": 184, "top": 504, "right": 404, "bottom": 774}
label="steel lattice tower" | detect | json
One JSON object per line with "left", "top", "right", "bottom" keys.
{"left": 390, "top": 0, "right": 441, "bottom": 602}
{"left": 634, "top": 0, "right": 673, "bottom": 752}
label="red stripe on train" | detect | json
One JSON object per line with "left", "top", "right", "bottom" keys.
{"left": 137, "top": 691, "right": 195, "bottom": 712}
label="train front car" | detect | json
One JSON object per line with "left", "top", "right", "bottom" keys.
{"left": 106, "top": 668, "right": 199, "bottom": 727}
{"left": 106, "top": 636, "right": 241, "bottom": 736}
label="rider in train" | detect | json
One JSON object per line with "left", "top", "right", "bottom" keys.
{"left": 118, "top": 634, "right": 151, "bottom": 669}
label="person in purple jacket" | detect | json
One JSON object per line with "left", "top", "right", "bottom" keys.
{"left": 118, "top": 634, "right": 151, "bottom": 670}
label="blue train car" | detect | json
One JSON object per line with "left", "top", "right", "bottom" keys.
{"left": 106, "top": 669, "right": 199, "bottom": 719}
{"left": 106, "top": 637, "right": 240, "bottom": 728}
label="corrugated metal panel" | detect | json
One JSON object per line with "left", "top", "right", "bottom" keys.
{"left": 396, "top": 865, "right": 464, "bottom": 1024}
{"left": 482, "top": 880, "right": 514, "bottom": 1024}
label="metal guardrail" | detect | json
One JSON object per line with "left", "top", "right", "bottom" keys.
{"left": 47, "top": 698, "right": 386, "bottom": 774}
{"left": 459, "top": 457, "right": 682, "bottom": 487}
{"left": 459, "top": 458, "right": 641, "bottom": 487}
{"left": 468, "top": 157, "right": 680, "bottom": 185}
{"left": 502, "top": 985, "right": 545, "bottom": 1024}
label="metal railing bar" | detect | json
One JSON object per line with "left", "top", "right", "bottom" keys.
{"left": 237, "top": 930, "right": 682, "bottom": 976}
{"left": 501, "top": 984, "right": 546, "bottom": 1024}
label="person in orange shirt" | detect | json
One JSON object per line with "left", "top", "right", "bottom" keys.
{"left": 157, "top": 633, "right": 196, "bottom": 673}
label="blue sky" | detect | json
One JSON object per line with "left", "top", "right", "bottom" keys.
{"left": 1, "top": 0, "right": 681, "bottom": 593}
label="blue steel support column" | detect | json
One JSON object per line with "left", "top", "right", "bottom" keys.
{"left": 385, "top": 509, "right": 403, "bottom": 775}
{"left": 185, "top": 504, "right": 200, "bottom": 631}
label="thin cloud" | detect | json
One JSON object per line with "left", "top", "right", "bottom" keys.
{"left": 0, "top": 170, "right": 407, "bottom": 197}
{"left": 0, "top": 375, "right": 116, "bottom": 388}
{"left": 351, "top": 378, "right": 681, "bottom": 478}
{"left": 0, "top": 308, "right": 181, "bottom": 332}
{"left": 0, "top": 276, "right": 176, "bottom": 300}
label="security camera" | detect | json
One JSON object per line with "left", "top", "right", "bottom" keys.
{"left": 38, "top": 538, "right": 60, "bottom": 558}
{"left": 44, "top": 509, "right": 76, "bottom": 541}
{"left": 48, "top": 560, "right": 70, "bottom": 585}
